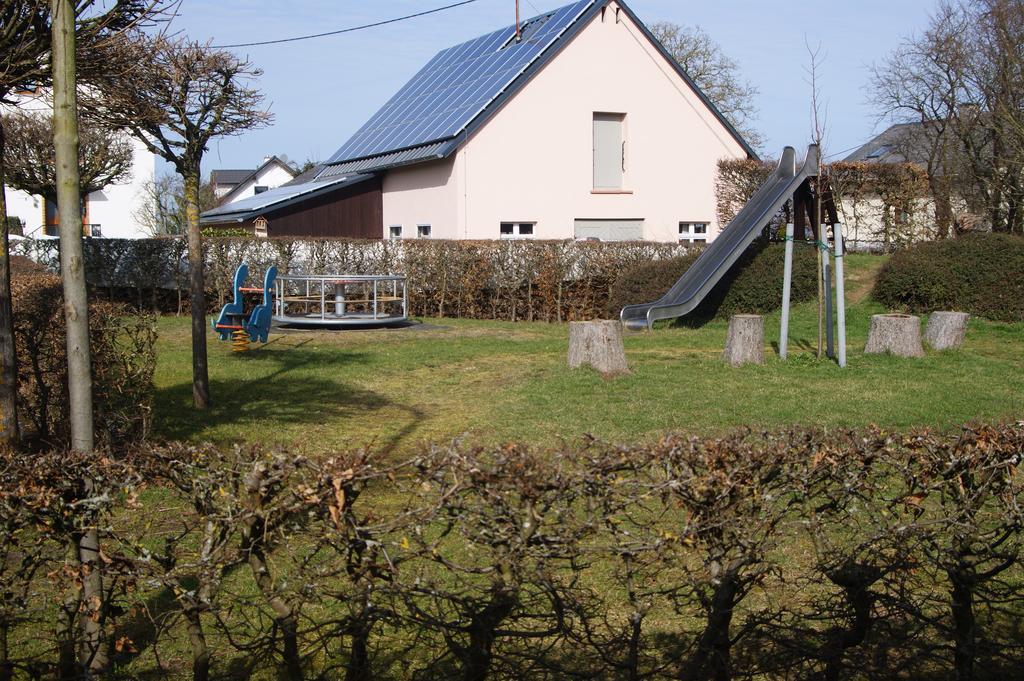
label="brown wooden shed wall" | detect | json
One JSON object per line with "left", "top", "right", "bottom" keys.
{"left": 251, "top": 175, "right": 383, "bottom": 239}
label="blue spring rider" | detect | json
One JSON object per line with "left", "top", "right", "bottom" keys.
{"left": 213, "top": 263, "right": 278, "bottom": 346}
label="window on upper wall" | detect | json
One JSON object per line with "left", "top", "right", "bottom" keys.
{"left": 593, "top": 112, "right": 626, "bottom": 190}
{"left": 417, "top": 224, "right": 431, "bottom": 238}
{"left": 499, "top": 222, "right": 535, "bottom": 239}
{"left": 679, "top": 222, "right": 709, "bottom": 244}
{"left": 389, "top": 225, "right": 403, "bottom": 239}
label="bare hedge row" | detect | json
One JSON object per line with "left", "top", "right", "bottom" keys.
{"left": 2, "top": 424, "right": 1022, "bottom": 680}
{"left": 13, "top": 237, "right": 691, "bottom": 321}
{"left": 10, "top": 270, "right": 157, "bottom": 451}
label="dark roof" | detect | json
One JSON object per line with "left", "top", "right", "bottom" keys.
{"left": 319, "top": 0, "right": 755, "bottom": 178}
{"left": 844, "top": 122, "right": 932, "bottom": 166}
{"left": 215, "top": 156, "right": 299, "bottom": 204}
{"left": 200, "top": 174, "right": 373, "bottom": 224}
{"left": 210, "top": 169, "right": 252, "bottom": 186}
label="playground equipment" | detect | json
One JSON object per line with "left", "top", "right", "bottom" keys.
{"left": 619, "top": 144, "right": 848, "bottom": 367}
{"left": 273, "top": 274, "right": 408, "bottom": 328}
{"left": 213, "top": 264, "right": 278, "bottom": 351}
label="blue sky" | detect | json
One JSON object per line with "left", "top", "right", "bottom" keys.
{"left": 163, "top": 0, "right": 937, "bottom": 174}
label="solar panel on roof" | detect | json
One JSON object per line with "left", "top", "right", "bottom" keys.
{"left": 325, "top": 0, "right": 595, "bottom": 167}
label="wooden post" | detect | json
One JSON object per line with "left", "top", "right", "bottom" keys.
{"left": 924, "top": 311, "right": 969, "bottom": 350}
{"left": 864, "top": 314, "right": 924, "bottom": 358}
{"left": 568, "top": 320, "right": 629, "bottom": 376}
{"left": 723, "top": 314, "right": 765, "bottom": 366}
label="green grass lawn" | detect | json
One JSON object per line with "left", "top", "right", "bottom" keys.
{"left": 152, "top": 254, "right": 1024, "bottom": 454}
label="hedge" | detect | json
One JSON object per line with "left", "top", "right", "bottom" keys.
{"left": 2, "top": 424, "right": 1023, "bottom": 679}
{"left": 12, "top": 236, "right": 692, "bottom": 322}
{"left": 607, "top": 240, "right": 820, "bottom": 322}
{"left": 10, "top": 269, "right": 157, "bottom": 450}
{"left": 872, "top": 232, "right": 1024, "bottom": 321}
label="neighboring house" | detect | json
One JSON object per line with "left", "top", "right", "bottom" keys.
{"left": 210, "top": 156, "right": 298, "bottom": 205}
{"left": 840, "top": 122, "right": 951, "bottom": 251}
{"left": 2, "top": 90, "right": 156, "bottom": 239}
{"left": 201, "top": 0, "right": 754, "bottom": 241}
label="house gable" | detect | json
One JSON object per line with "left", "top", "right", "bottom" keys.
{"left": 382, "top": 0, "right": 750, "bottom": 241}
{"left": 322, "top": 0, "right": 754, "bottom": 178}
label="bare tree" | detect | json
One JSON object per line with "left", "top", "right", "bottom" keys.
{"left": 0, "top": 0, "right": 161, "bottom": 446}
{"left": 135, "top": 172, "right": 217, "bottom": 236}
{"left": 871, "top": 0, "right": 1024, "bottom": 234}
{"left": 85, "top": 34, "right": 272, "bottom": 409}
{"left": 649, "top": 21, "right": 763, "bottom": 150}
{"left": 2, "top": 107, "right": 133, "bottom": 204}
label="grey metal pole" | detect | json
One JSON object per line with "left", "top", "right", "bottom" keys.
{"left": 834, "top": 223, "right": 848, "bottom": 368}
{"left": 822, "top": 225, "right": 834, "bottom": 358}
{"left": 780, "top": 221, "right": 795, "bottom": 359}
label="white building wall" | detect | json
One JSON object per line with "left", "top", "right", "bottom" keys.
{"left": 2, "top": 90, "right": 156, "bottom": 239}
{"left": 381, "top": 1, "right": 747, "bottom": 242}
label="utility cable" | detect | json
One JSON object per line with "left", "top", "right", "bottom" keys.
{"left": 211, "top": 0, "right": 484, "bottom": 49}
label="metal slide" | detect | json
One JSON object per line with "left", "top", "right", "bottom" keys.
{"left": 620, "top": 145, "right": 819, "bottom": 331}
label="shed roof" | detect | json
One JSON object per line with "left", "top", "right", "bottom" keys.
{"left": 319, "top": 0, "right": 755, "bottom": 177}
{"left": 200, "top": 174, "right": 373, "bottom": 224}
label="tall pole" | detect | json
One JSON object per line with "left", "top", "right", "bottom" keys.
{"left": 779, "top": 221, "right": 794, "bottom": 360}
{"left": 515, "top": 0, "right": 521, "bottom": 42}
{"left": 823, "top": 223, "right": 834, "bottom": 358}
{"left": 834, "top": 223, "right": 847, "bottom": 368}
{"left": 52, "top": 0, "right": 107, "bottom": 672}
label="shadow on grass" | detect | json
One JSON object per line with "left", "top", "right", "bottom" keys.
{"left": 153, "top": 346, "right": 420, "bottom": 448}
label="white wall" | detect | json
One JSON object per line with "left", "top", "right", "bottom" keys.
{"left": 2, "top": 90, "right": 156, "bottom": 239}
{"left": 381, "top": 2, "right": 748, "bottom": 242}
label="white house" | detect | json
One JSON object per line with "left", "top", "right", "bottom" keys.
{"left": 201, "top": 0, "right": 755, "bottom": 242}
{"left": 210, "top": 156, "right": 298, "bottom": 204}
{"left": 2, "top": 89, "right": 155, "bottom": 239}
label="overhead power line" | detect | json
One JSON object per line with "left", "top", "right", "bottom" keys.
{"left": 211, "top": 0, "right": 484, "bottom": 49}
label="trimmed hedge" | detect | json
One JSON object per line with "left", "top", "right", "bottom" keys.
{"left": 872, "top": 232, "right": 1024, "bottom": 322}
{"left": 607, "top": 240, "right": 820, "bottom": 322}
{"left": 11, "top": 270, "right": 157, "bottom": 450}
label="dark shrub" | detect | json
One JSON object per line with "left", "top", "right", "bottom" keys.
{"left": 872, "top": 232, "right": 1024, "bottom": 322}
{"left": 11, "top": 271, "right": 157, "bottom": 450}
{"left": 607, "top": 240, "right": 819, "bottom": 322}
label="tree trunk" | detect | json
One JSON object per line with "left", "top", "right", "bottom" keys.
{"left": 183, "top": 167, "right": 210, "bottom": 409}
{"left": 722, "top": 314, "right": 764, "bottom": 366}
{"left": 924, "top": 311, "right": 969, "bottom": 350}
{"left": 461, "top": 588, "right": 517, "bottom": 681}
{"left": 0, "top": 620, "right": 11, "bottom": 681}
{"left": 682, "top": 576, "right": 737, "bottom": 681}
{"left": 0, "top": 120, "right": 19, "bottom": 447}
{"left": 52, "top": 0, "right": 106, "bottom": 674}
{"left": 950, "top": 569, "right": 976, "bottom": 681}
{"left": 344, "top": 617, "right": 372, "bottom": 681}
{"left": 864, "top": 314, "right": 924, "bottom": 358}
{"left": 184, "top": 609, "right": 210, "bottom": 681}
{"left": 244, "top": 529, "right": 303, "bottom": 679}
{"left": 567, "top": 320, "right": 629, "bottom": 376}
{"left": 817, "top": 565, "right": 878, "bottom": 681}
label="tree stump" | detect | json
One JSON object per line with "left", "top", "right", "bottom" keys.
{"left": 924, "top": 311, "right": 970, "bottom": 350}
{"left": 722, "top": 314, "right": 764, "bottom": 367}
{"left": 568, "top": 320, "right": 629, "bottom": 376}
{"left": 864, "top": 314, "right": 924, "bottom": 357}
